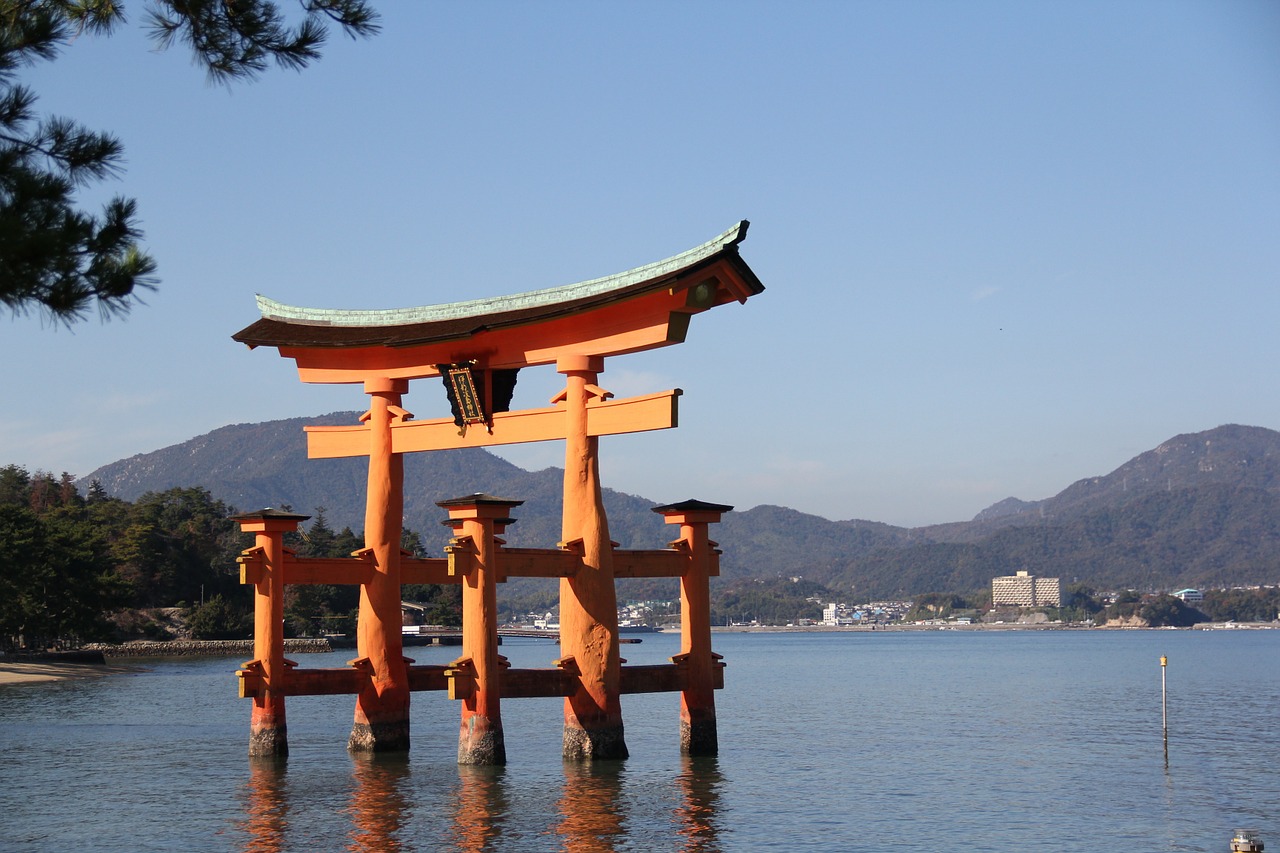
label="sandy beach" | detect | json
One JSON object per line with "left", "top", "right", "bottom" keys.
{"left": 0, "top": 659, "right": 140, "bottom": 686}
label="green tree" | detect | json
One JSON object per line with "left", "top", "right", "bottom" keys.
{"left": 711, "top": 577, "right": 829, "bottom": 626}
{"left": 1, "top": 0, "right": 378, "bottom": 323}
{"left": 112, "top": 486, "right": 243, "bottom": 606}
{"left": 1201, "top": 588, "right": 1280, "bottom": 623}
{"left": 0, "top": 492, "right": 124, "bottom": 650}
{"left": 282, "top": 509, "right": 364, "bottom": 636}
{"left": 403, "top": 583, "right": 462, "bottom": 628}
{"left": 1058, "top": 582, "right": 1105, "bottom": 622}
{"left": 187, "top": 593, "right": 251, "bottom": 640}
{"left": 301, "top": 505, "right": 337, "bottom": 555}
{"left": 1139, "top": 594, "right": 1207, "bottom": 628}
{"left": 1101, "top": 589, "right": 1143, "bottom": 623}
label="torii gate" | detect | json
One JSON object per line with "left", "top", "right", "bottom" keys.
{"left": 230, "top": 222, "right": 765, "bottom": 762}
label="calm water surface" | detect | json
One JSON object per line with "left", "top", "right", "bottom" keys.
{"left": 1, "top": 630, "right": 1276, "bottom": 851}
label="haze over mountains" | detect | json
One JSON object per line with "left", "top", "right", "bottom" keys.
{"left": 84, "top": 419, "right": 1280, "bottom": 599}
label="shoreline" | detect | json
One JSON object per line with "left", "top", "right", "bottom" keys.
{"left": 0, "top": 639, "right": 331, "bottom": 687}
{"left": 709, "top": 621, "right": 1278, "bottom": 632}
{"left": 5, "top": 621, "right": 1274, "bottom": 687}
{"left": 0, "top": 658, "right": 144, "bottom": 686}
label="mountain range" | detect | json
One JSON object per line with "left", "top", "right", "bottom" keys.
{"left": 83, "top": 419, "right": 1280, "bottom": 599}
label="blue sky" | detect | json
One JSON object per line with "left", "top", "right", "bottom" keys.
{"left": 3, "top": 1, "right": 1277, "bottom": 528}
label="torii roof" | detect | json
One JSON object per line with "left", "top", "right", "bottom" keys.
{"left": 231, "top": 222, "right": 764, "bottom": 378}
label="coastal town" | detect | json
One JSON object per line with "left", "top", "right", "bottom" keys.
{"left": 487, "top": 572, "right": 1280, "bottom": 633}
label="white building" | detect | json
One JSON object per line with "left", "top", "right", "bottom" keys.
{"left": 992, "top": 571, "right": 1061, "bottom": 607}
{"left": 821, "top": 602, "right": 856, "bottom": 626}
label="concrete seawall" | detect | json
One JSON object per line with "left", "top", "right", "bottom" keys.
{"left": 83, "top": 639, "right": 333, "bottom": 658}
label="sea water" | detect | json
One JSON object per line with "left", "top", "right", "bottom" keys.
{"left": 1, "top": 629, "right": 1276, "bottom": 852}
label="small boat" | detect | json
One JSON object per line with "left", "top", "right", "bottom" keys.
{"left": 1232, "top": 830, "right": 1264, "bottom": 852}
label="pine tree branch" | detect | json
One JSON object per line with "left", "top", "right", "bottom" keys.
{"left": 1, "top": 0, "right": 377, "bottom": 324}
{"left": 146, "top": 0, "right": 379, "bottom": 83}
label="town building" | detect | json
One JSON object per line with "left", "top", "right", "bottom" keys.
{"left": 821, "top": 602, "right": 856, "bottom": 626}
{"left": 1172, "top": 588, "right": 1204, "bottom": 603}
{"left": 991, "top": 570, "right": 1062, "bottom": 607}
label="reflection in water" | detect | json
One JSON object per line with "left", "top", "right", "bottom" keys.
{"left": 554, "top": 761, "right": 626, "bottom": 852}
{"left": 675, "top": 756, "right": 723, "bottom": 851}
{"left": 240, "top": 756, "right": 289, "bottom": 853}
{"left": 346, "top": 752, "right": 413, "bottom": 852}
{"left": 235, "top": 743, "right": 724, "bottom": 851}
{"left": 451, "top": 764, "right": 510, "bottom": 850}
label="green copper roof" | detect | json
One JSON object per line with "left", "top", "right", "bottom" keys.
{"left": 254, "top": 221, "right": 750, "bottom": 328}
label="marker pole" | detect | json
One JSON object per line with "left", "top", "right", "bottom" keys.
{"left": 1160, "top": 655, "right": 1168, "bottom": 762}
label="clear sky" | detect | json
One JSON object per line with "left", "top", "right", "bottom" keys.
{"left": 3, "top": 1, "right": 1277, "bottom": 528}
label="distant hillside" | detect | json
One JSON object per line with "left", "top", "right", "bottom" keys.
{"left": 83, "top": 419, "right": 1280, "bottom": 598}
{"left": 717, "top": 506, "right": 915, "bottom": 579}
{"left": 816, "top": 484, "right": 1280, "bottom": 598}
{"left": 922, "top": 424, "right": 1280, "bottom": 543}
{"left": 83, "top": 413, "right": 670, "bottom": 554}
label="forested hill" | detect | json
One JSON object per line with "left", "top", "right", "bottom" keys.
{"left": 82, "top": 419, "right": 1280, "bottom": 597}
{"left": 82, "top": 412, "right": 674, "bottom": 555}
{"left": 920, "top": 424, "right": 1280, "bottom": 542}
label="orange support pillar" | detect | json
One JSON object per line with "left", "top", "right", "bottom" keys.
{"left": 556, "top": 354, "right": 627, "bottom": 759}
{"left": 656, "top": 500, "right": 732, "bottom": 755}
{"left": 438, "top": 493, "right": 523, "bottom": 765}
{"left": 349, "top": 378, "right": 412, "bottom": 752}
{"left": 233, "top": 508, "right": 309, "bottom": 757}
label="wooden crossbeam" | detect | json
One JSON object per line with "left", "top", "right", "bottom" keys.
{"left": 619, "top": 663, "right": 687, "bottom": 694}
{"left": 284, "top": 556, "right": 373, "bottom": 585}
{"left": 612, "top": 549, "right": 688, "bottom": 578}
{"left": 500, "top": 668, "right": 579, "bottom": 699}
{"left": 239, "top": 665, "right": 456, "bottom": 698}
{"left": 239, "top": 553, "right": 452, "bottom": 586}
{"left": 402, "top": 557, "right": 454, "bottom": 585}
{"left": 237, "top": 666, "right": 365, "bottom": 698}
{"left": 240, "top": 544, "right": 706, "bottom": 586}
{"left": 407, "top": 665, "right": 450, "bottom": 692}
{"left": 616, "top": 663, "right": 724, "bottom": 693}
{"left": 305, "top": 389, "right": 681, "bottom": 459}
{"left": 239, "top": 659, "right": 724, "bottom": 700}
{"left": 492, "top": 547, "right": 581, "bottom": 579}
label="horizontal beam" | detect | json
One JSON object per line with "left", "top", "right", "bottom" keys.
{"left": 613, "top": 549, "right": 687, "bottom": 578}
{"left": 238, "top": 667, "right": 368, "bottom": 698}
{"left": 286, "top": 314, "right": 688, "bottom": 384}
{"left": 284, "top": 556, "right": 372, "bottom": 585}
{"left": 402, "top": 558, "right": 454, "bottom": 585}
{"left": 408, "top": 665, "right": 450, "bottom": 692}
{"left": 617, "top": 662, "right": 724, "bottom": 694}
{"left": 240, "top": 548, "right": 706, "bottom": 586}
{"left": 240, "top": 555, "right": 452, "bottom": 587}
{"left": 501, "top": 667, "right": 579, "bottom": 698}
{"left": 305, "top": 389, "right": 680, "bottom": 459}
{"left": 619, "top": 663, "right": 686, "bottom": 694}
{"left": 239, "top": 661, "right": 726, "bottom": 700}
{"left": 494, "top": 547, "right": 582, "bottom": 579}
{"left": 239, "top": 665, "right": 456, "bottom": 698}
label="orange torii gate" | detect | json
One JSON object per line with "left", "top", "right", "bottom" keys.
{"left": 230, "top": 222, "right": 765, "bottom": 762}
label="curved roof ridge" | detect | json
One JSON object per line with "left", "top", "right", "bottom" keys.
{"left": 255, "top": 221, "right": 749, "bottom": 328}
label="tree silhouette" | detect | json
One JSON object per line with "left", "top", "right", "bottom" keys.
{"left": 1, "top": 0, "right": 378, "bottom": 324}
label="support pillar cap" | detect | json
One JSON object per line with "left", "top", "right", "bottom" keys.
{"left": 653, "top": 499, "right": 733, "bottom": 523}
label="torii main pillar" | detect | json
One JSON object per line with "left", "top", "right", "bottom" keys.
{"left": 557, "top": 355, "right": 627, "bottom": 759}
{"left": 348, "top": 377, "right": 412, "bottom": 752}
